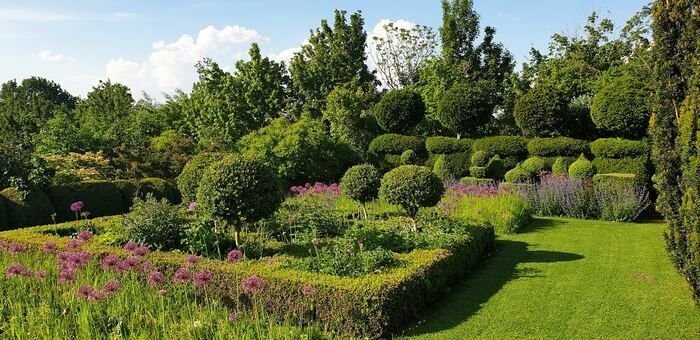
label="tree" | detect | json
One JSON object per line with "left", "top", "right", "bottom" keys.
{"left": 374, "top": 89, "right": 426, "bottom": 134}
{"left": 340, "top": 164, "right": 381, "bottom": 219}
{"left": 33, "top": 109, "right": 88, "bottom": 155}
{"left": 590, "top": 67, "right": 652, "bottom": 139}
{"left": 288, "top": 10, "right": 376, "bottom": 118}
{"left": 370, "top": 22, "right": 437, "bottom": 89}
{"left": 322, "top": 82, "right": 379, "bottom": 153}
{"left": 76, "top": 80, "right": 135, "bottom": 152}
{"left": 513, "top": 82, "right": 570, "bottom": 137}
{"left": 436, "top": 81, "right": 493, "bottom": 138}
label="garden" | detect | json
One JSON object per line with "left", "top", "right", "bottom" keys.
{"left": 1, "top": 0, "right": 699, "bottom": 338}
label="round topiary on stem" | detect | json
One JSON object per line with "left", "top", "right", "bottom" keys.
{"left": 374, "top": 89, "right": 426, "bottom": 134}
{"left": 379, "top": 165, "right": 444, "bottom": 231}
{"left": 177, "top": 152, "right": 225, "bottom": 204}
{"left": 341, "top": 164, "right": 381, "bottom": 219}
{"left": 568, "top": 154, "right": 596, "bottom": 179}
{"left": 437, "top": 82, "right": 493, "bottom": 139}
{"left": 196, "top": 156, "right": 282, "bottom": 248}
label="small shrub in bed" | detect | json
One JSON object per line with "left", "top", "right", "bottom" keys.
{"left": 486, "top": 155, "right": 506, "bottom": 180}
{"left": 505, "top": 164, "right": 531, "bottom": 184}
{"left": 471, "top": 150, "right": 489, "bottom": 167}
{"left": 177, "top": 152, "right": 226, "bottom": 203}
{"left": 521, "top": 156, "right": 548, "bottom": 176}
{"left": 551, "top": 157, "right": 571, "bottom": 176}
{"left": 568, "top": 154, "right": 596, "bottom": 179}
{"left": 400, "top": 150, "right": 418, "bottom": 165}
{"left": 122, "top": 194, "right": 185, "bottom": 250}
{"left": 288, "top": 240, "right": 398, "bottom": 277}
{"left": 374, "top": 89, "right": 425, "bottom": 134}
{"left": 341, "top": 164, "right": 381, "bottom": 218}
{"left": 379, "top": 165, "right": 444, "bottom": 231}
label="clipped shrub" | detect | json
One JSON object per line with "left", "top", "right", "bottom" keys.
{"left": 469, "top": 166, "right": 487, "bottom": 179}
{"left": 341, "top": 164, "right": 381, "bottom": 217}
{"left": 123, "top": 195, "right": 185, "bottom": 250}
{"left": 47, "top": 180, "right": 126, "bottom": 222}
{"left": 177, "top": 152, "right": 226, "bottom": 204}
{"left": 437, "top": 82, "right": 494, "bottom": 138}
{"left": 400, "top": 150, "right": 418, "bottom": 165}
{"left": 505, "top": 165, "right": 531, "bottom": 184}
{"left": 374, "top": 89, "right": 426, "bottom": 133}
{"left": 0, "top": 187, "right": 55, "bottom": 229}
{"left": 590, "top": 73, "right": 651, "bottom": 139}
{"left": 425, "top": 136, "right": 471, "bottom": 154}
{"left": 379, "top": 165, "right": 444, "bottom": 228}
{"left": 521, "top": 156, "right": 548, "bottom": 176}
{"left": 514, "top": 82, "right": 571, "bottom": 137}
{"left": 589, "top": 138, "right": 648, "bottom": 158}
{"left": 592, "top": 157, "right": 650, "bottom": 183}
{"left": 569, "top": 154, "right": 596, "bottom": 179}
{"left": 472, "top": 136, "right": 528, "bottom": 168}
{"left": 138, "top": 178, "right": 179, "bottom": 204}
{"left": 433, "top": 153, "right": 471, "bottom": 181}
{"left": 112, "top": 179, "right": 137, "bottom": 208}
{"left": 369, "top": 134, "right": 426, "bottom": 155}
{"left": 486, "top": 155, "right": 506, "bottom": 180}
{"left": 593, "top": 173, "right": 638, "bottom": 188}
{"left": 551, "top": 157, "right": 573, "bottom": 176}
{"left": 527, "top": 137, "right": 590, "bottom": 157}
{"left": 471, "top": 150, "right": 489, "bottom": 167}
{"left": 0, "top": 197, "right": 7, "bottom": 228}
{"left": 378, "top": 154, "right": 403, "bottom": 170}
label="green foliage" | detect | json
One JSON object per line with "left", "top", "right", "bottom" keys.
{"left": 472, "top": 136, "right": 528, "bottom": 158}
{"left": 341, "top": 164, "right": 381, "bottom": 205}
{"left": 527, "top": 137, "right": 590, "bottom": 157}
{"left": 486, "top": 155, "right": 507, "bottom": 180}
{"left": 33, "top": 110, "right": 90, "bottom": 155}
{"left": 470, "top": 150, "right": 488, "bottom": 167}
{"left": 182, "top": 219, "right": 235, "bottom": 259}
{"left": 375, "top": 89, "right": 426, "bottom": 133}
{"left": 425, "top": 136, "right": 472, "bottom": 154}
{"left": 322, "top": 83, "right": 379, "bottom": 152}
{"left": 76, "top": 80, "right": 134, "bottom": 151}
{"left": 288, "top": 239, "right": 398, "bottom": 277}
{"left": 138, "top": 178, "right": 179, "bottom": 204}
{"left": 44, "top": 151, "right": 116, "bottom": 185}
{"left": 0, "top": 196, "right": 6, "bottom": 228}
{"left": 177, "top": 152, "right": 227, "bottom": 204}
{"left": 450, "top": 193, "right": 531, "bottom": 234}
{"left": 400, "top": 150, "right": 418, "bottom": 165}
{"left": 379, "top": 165, "right": 444, "bottom": 220}
{"left": 122, "top": 195, "right": 185, "bottom": 250}
{"left": 593, "top": 173, "right": 637, "bottom": 188}
{"left": 437, "top": 82, "right": 494, "bottom": 138}
{"left": 569, "top": 154, "right": 596, "bottom": 179}
{"left": 592, "top": 157, "right": 649, "bottom": 182}
{"left": 197, "top": 156, "right": 282, "bottom": 227}
{"left": 514, "top": 82, "right": 571, "bottom": 137}
{"left": 590, "top": 138, "right": 648, "bottom": 158}
{"left": 469, "top": 166, "right": 487, "bottom": 179}
{"left": 112, "top": 179, "right": 137, "bottom": 208}
{"left": 368, "top": 134, "right": 426, "bottom": 155}
{"left": 434, "top": 153, "right": 471, "bottom": 181}
{"left": 46, "top": 180, "right": 125, "bottom": 222}
{"left": 552, "top": 157, "right": 573, "bottom": 176}
{"left": 272, "top": 195, "right": 349, "bottom": 239}
{"left": 433, "top": 155, "right": 449, "bottom": 180}
{"left": 0, "top": 187, "right": 54, "bottom": 229}
{"left": 521, "top": 156, "right": 548, "bottom": 175}
{"left": 505, "top": 165, "right": 532, "bottom": 183}
{"left": 591, "top": 70, "right": 651, "bottom": 139}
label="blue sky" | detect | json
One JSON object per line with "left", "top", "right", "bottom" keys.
{"left": 0, "top": 0, "right": 649, "bottom": 99}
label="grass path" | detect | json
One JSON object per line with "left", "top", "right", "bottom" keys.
{"left": 404, "top": 217, "right": 700, "bottom": 339}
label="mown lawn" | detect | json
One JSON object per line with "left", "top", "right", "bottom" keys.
{"left": 404, "top": 217, "right": 700, "bottom": 339}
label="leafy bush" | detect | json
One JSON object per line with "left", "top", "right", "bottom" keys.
{"left": 589, "top": 138, "right": 648, "bottom": 158}
{"left": 0, "top": 187, "right": 55, "bottom": 229}
{"left": 46, "top": 181, "right": 125, "bottom": 222}
{"left": 472, "top": 136, "right": 528, "bottom": 168}
{"left": 437, "top": 82, "right": 494, "bottom": 138}
{"left": 514, "top": 82, "right": 571, "bottom": 137}
{"left": 177, "top": 152, "right": 226, "bottom": 204}
{"left": 521, "top": 156, "right": 548, "bottom": 176}
{"left": 527, "top": 137, "right": 590, "bottom": 157}
{"left": 341, "top": 164, "right": 381, "bottom": 218}
{"left": 288, "top": 241, "right": 398, "bottom": 277}
{"left": 486, "top": 155, "right": 506, "bottom": 180}
{"left": 551, "top": 157, "right": 573, "bottom": 176}
{"left": 138, "top": 178, "right": 179, "bottom": 204}
{"left": 0, "top": 196, "right": 7, "bottom": 228}
{"left": 272, "top": 194, "right": 349, "bottom": 240}
{"left": 379, "top": 165, "right": 444, "bottom": 228}
{"left": 434, "top": 152, "right": 471, "bottom": 181}
{"left": 568, "top": 154, "right": 596, "bottom": 179}
{"left": 471, "top": 150, "right": 489, "bottom": 167}
{"left": 182, "top": 218, "right": 235, "bottom": 259}
{"left": 374, "top": 89, "right": 426, "bottom": 134}
{"left": 425, "top": 136, "right": 471, "bottom": 154}
{"left": 505, "top": 165, "right": 531, "bottom": 184}
{"left": 43, "top": 152, "right": 116, "bottom": 185}
{"left": 451, "top": 192, "right": 531, "bottom": 234}
{"left": 469, "top": 166, "right": 487, "bottom": 178}
{"left": 400, "top": 150, "right": 418, "bottom": 165}
{"left": 368, "top": 134, "right": 426, "bottom": 155}
{"left": 122, "top": 195, "right": 185, "bottom": 250}
{"left": 112, "top": 179, "right": 137, "bottom": 208}
{"left": 590, "top": 73, "right": 651, "bottom": 139}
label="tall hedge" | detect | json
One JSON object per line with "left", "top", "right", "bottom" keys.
{"left": 425, "top": 136, "right": 471, "bottom": 154}
{"left": 138, "top": 178, "right": 180, "bottom": 204}
{"left": 590, "top": 138, "right": 649, "bottom": 158}
{"left": 112, "top": 179, "right": 137, "bottom": 208}
{"left": 514, "top": 82, "right": 571, "bottom": 137}
{"left": 374, "top": 89, "right": 426, "bottom": 134}
{"left": 369, "top": 134, "right": 426, "bottom": 155}
{"left": 47, "top": 181, "right": 126, "bottom": 222}
{"left": 472, "top": 136, "right": 528, "bottom": 169}
{"left": 527, "top": 137, "right": 590, "bottom": 157}
{"left": 0, "top": 196, "right": 7, "bottom": 229}
{"left": 0, "top": 187, "right": 55, "bottom": 229}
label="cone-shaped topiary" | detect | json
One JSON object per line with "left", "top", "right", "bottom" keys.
{"left": 341, "top": 164, "right": 381, "bottom": 218}
{"left": 379, "top": 165, "right": 444, "bottom": 231}
{"left": 551, "top": 157, "right": 571, "bottom": 176}
{"left": 568, "top": 154, "right": 596, "bottom": 179}
{"left": 505, "top": 164, "right": 532, "bottom": 183}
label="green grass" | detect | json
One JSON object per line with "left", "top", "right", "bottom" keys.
{"left": 404, "top": 217, "right": 700, "bottom": 339}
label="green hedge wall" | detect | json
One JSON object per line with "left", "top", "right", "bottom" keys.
{"left": 369, "top": 134, "right": 426, "bottom": 155}
{"left": 593, "top": 173, "right": 638, "bottom": 188}
{"left": 527, "top": 137, "right": 590, "bottom": 157}
{"left": 47, "top": 180, "right": 126, "bottom": 222}
{"left": 112, "top": 179, "right": 137, "bottom": 208}
{"left": 0, "top": 197, "right": 7, "bottom": 229}
{"left": 425, "top": 137, "right": 472, "bottom": 154}
{"left": 460, "top": 177, "right": 495, "bottom": 185}
{"left": 0, "top": 188, "right": 55, "bottom": 229}
{"left": 138, "top": 178, "right": 180, "bottom": 204}
{"left": 592, "top": 156, "right": 650, "bottom": 180}
{"left": 472, "top": 136, "right": 528, "bottom": 169}
{"left": 590, "top": 138, "right": 648, "bottom": 158}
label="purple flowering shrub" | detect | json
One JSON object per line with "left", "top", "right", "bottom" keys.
{"left": 289, "top": 182, "right": 341, "bottom": 197}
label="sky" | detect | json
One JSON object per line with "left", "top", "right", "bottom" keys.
{"left": 0, "top": 0, "right": 649, "bottom": 100}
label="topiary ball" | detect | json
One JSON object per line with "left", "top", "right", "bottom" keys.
{"left": 400, "top": 150, "right": 418, "bottom": 165}
{"left": 551, "top": 157, "right": 571, "bottom": 176}
{"left": 590, "top": 73, "right": 651, "bottom": 139}
{"left": 568, "top": 154, "right": 596, "bottom": 179}
{"left": 341, "top": 164, "right": 381, "bottom": 204}
{"left": 177, "top": 152, "right": 226, "bottom": 204}
{"left": 513, "top": 82, "right": 571, "bottom": 137}
{"left": 521, "top": 156, "right": 548, "bottom": 176}
{"left": 374, "top": 89, "right": 426, "bottom": 134}
{"left": 379, "top": 165, "right": 444, "bottom": 219}
{"left": 196, "top": 156, "right": 282, "bottom": 227}
{"left": 486, "top": 155, "right": 506, "bottom": 180}
{"left": 471, "top": 150, "right": 489, "bottom": 167}
{"left": 437, "top": 82, "right": 493, "bottom": 138}
{"left": 505, "top": 165, "right": 532, "bottom": 184}
{"left": 469, "top": 166, "right": 488, "bottom": 179}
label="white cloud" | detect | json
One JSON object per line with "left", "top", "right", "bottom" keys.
{"left": 35, "top": 50, "right": 76, "bottom": 63}
{"left": 268, "top": 45, "right": 302, "bottom": 64}
{"left": 367, "top": 19, "right": 419, "bottom": 87}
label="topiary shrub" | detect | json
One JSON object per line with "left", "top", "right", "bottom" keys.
{"left": 177, "top": 152, "right": 226, "bottom": 204}
{"left": 505, "top": 165, "right": 531, "bottom": 184}
{"left": 374, "top": 89, "right": 426, "bottom": 134}
{"left": 0, "top": 197, "right": 7, "bottom": 229}
{"left": 47, "top": 180, "right": 125, "bottom": 222}
{"left": 197, "top": 156, "right": 283, "bottom": 247}
{"left": 341, "top": 164, "right": 381, "bottom": 218}
{"left": 486, "top": 155, "right": 507, "bottom": 180}
{"left": 400, "top": 150, "right": 418, "bottom": 165}
{"left": 0, "top": 187, "right": 55, "bottom": 229}
{"left": 521, "top": 156, "right": 548, "bottom": 176}
{"left": 425, "top": 136, "right": 471, "bottom": 154}
{"left": 568, "top": 154, "right": 596, "bottom": 179}
{"left": 436, "top": 82, "right": 494, "bottom": 138}
{"left": 123, "top": 195, "right": 185, "bottom": 250}
{"left": 590, "top": 73, "right": 651, "bottom": 139}
{"left": 472, "top": 136, "right": 528, "bottom": 169}
{"left": 591, "top": 157, "right": 650, "bottom": 185}
{"left": 112, "top": 179, "right": 137, "bottom": 208}
{"left": 589, "top": 138, "right": 649, "bottom": 158}
{"left": 379, "top": 165, "right": 444, "bottom": 230}
{"left": 469, "top": 166, "right": 487, "bottom": 179}
{"left": 514, "top": 82, "right": 571, "bottom": 137}
{"left": 592, "top": 173, "right": 638, "bottom": 188}
{"left": 434, "top": 153, "right": 470, "bottom": 181}
{"left": 138, "top": 178, "right": 179, "bottom": 204}
{"left": 527, "top": 137, "right": 590, "bottom": 157}
{"left": 552, "top": 157, "right": 573, "bottom": 176}
{"left": 368, "top": 134, "right": 426, "bottom": 155}
{"left": 471, "top": 150, "right": 489, "bottom": 167}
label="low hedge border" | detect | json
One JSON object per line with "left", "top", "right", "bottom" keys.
{"left": 0, "top": 217, "right": 494, "bottom": 338}
{"left": 593, "top": 173, "right": 638, "bottom": 188}
{"left": 592, "top": 156, "right": 650, "bottom": 181}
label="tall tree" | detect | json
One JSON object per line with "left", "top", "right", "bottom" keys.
{"left": 370, "top": 22, "right": 437, "bottom": 89}
{"left": 75, "top": 80, "right": 135, "bottom": 152}
{"left": 288, "top": 10, "right": 376, "bottom": 118}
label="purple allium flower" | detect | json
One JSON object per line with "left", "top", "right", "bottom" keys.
{"left": 157, "top": 289, "right": 168, "bottom": 297}
{"left": 0, "top": 240, "right": 8, "bottom": 251}
{"left": 123, "top": 242, "right": 138, "bottom": 252}
{"left": 226, "top": 249, "right": 243, "bottom": 263}
{"left": 264, "top": 300, "right": 276, "bottom": 312}
{"left": 103, "top": 279, "right": 122, "bottom": 294}
{"left": 148, "top": 271, "right": 165, "bottom": 286}
{"left": 8, "top": 243, "right": 26, "bottom": 254}
{"left": 77, "top": 231, "right": 93, "bottom": 242}
{"left": 227, "top": 313, "right": 239, "bottom": 321}
{"left": 123, "top": 256, "right": 141, "bottom": 270}
{"left": 77, "top": 285, "right": 94, "bottom": 299}
{"left": 5, "top": 263, "right": 28, "bottom": 278}
{"left": 115, "top": 260, "right": 130, "bottom": 273}
{"left": 173, "top": 268, "right": 192, "bottom": 284}
{"left": 186, "top": 254, "right": 199, "bottom": 265}
{"left": 140, "top": 261, "right": 155, "bottom": 272}
{"left": 187, "top": 202, "right": 198, "bottom": 211}
{"left": 58, "top": 268, "right": 76, "bottom": 283}
{"left": 134, "top": 246, "right": 150, "bottom": 257}
{"left": 42, "top": 241, "right": 57, "bottom": 253}
{"left": 193, "top": 269, "right": 214, "bottom": 288}
{"left": 71, "top": 251, "right": 93, "bottom": 268}
{"left": 67, "top": 239, "right": 83, "bottom": 250}
{"left": 101, "top": 254, "right": 120, "bottom": 271}
{"left": 34, "top": 270, "right": 48, "bottom": 279}
{"left": 88, "top": 289, "right": 106, "bottom": 302}
{"left": 242, "top": 275, "right": 264, "bottom": 294}
{"left": 70, "top": 201, "right": 85, "bottom": 213}
{"left": 302, "top": 285, "right": 317, "bottom": 296}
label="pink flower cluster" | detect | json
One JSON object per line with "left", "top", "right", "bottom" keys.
{"left": 4, "top": 262, "right": 50, "bottom": 280}
{"left": 289, "top": 182, "right": 341, "bottom": 197}
{"left": 76, "top": 279, "right": 122, "bottom": 302}
{"left": 70, "top": 201, "right": 85, "bottom": 213}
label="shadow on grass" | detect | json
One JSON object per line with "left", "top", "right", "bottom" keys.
{"left": 401, "top": 239, "right": 583, "bottom": 337}
{"left": 519, "top": 217, "right": 567, "bottom": 234}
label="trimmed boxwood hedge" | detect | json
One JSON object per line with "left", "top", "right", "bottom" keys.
{"left": 369, "top": 134, "right": 426, "bottom": 156}
{"left": 112, "top": 179, "right": 137, "bottom": 208}
{"left": 460, "top": 177, "right": 495, "bottom": 185}
{"left": 527, "top": 137, "right": 590, "bottom": 157}
{"left": 593, "top": 173, "right": 638, "bottom": 188}
{"left": 425, "top": 136, "right": 472, "bottom": 154}
{"left": 47, "top": 180, "right": 126, "bottom": 222}
{"left": 592, "top": 156, "right": 650, "bottom": 181}
{"left": 590, "top": 138, "right": 649, "bottom": 158}
{"left": 0, "top": 217, "right": 495, "bottom": 338}
{"left": 138, "top": 178, "right": 180, "bottom": 204}
{"left": 0, "top": 188, "right": 55, "bottom": 229}
{"left": 0, "top": 197, "right": 7, "bottom": 229}
{"left": 472, "top": 136, "right": 528, "bottom": 169}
